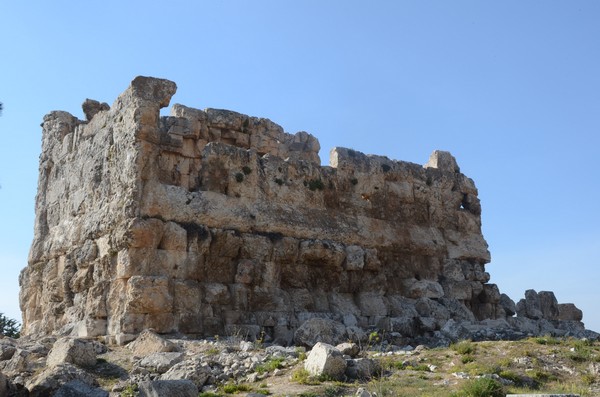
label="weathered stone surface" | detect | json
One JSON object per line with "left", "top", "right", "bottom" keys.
{"left": 336, "top": 342, "right": 360, "bottom": 358}
{"left": 46, "top": 338, "right": 96, "bottom": 368}
{"left": 54, "top": 379, "right": 108, "bottom": 397}
{"left": 499, "top": 293, "right": 517, "bottom": 316}
{"left": 517, "top": 290, "right": 544, "bottom": 320}
{"left": 304, "top": 342, "right": 347, "bottom": 380}
{"left": 138, "top": 379, "right": 198, "bottom": 397}
{"left": 26, "top": 363, "right": 98, "bottom": 397}
{"left": 0, "top": 340, "right": 17, "bottom": 361}
{"left": 294, "top": 318, "right": 348, "bottom": 348}
{"left": 558, "top": 303, "right": 583, "bottom": 322}
{"left": 345, "top": 357, "right": 380, "bottom": 380}
{"left": 0, "top": 371, "right": 9, "bottom": 396}
{"left": 81, "top": 99, "right": 110, "bottom": 122}
{"left": 18, "top": 76, "right": 594, "bottom": 344}
{"left": 128, "top": 329, "right": 178, "bottom": 356}
{"left": 138, "top": 352, "right": 184, "bottom": 374}
{"left": 159, "top": 358, "right": 211, "bottom": 388}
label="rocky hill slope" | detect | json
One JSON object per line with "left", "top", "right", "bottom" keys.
{"left": 1, "top": 330, "right": 599, "bottom": 396}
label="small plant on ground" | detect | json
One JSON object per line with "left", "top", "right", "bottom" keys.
{"left": 274, "top": 178, "right": 284, "bottom": 186}
{"left": 452, "top": 377, "right": 504, "bottom": 397}
{"left": 222, "top": 383, "right": 251, "bottom": 394}
{"left": 120, "top": 384, "right": 139, "bottom": 397}
{"left": 291, "top": 368, "right": 321, "bottom": 385}
{"left": 452, "top": 340, "right": 476, "bottom": 355}
{"left": 199, "top": 392, "right": 223, "bottom": 397}
{"left": 461, "top": 355, "right": 475, "bottom": 364}
{"left": 255, "top": 357, "right": 284, "bottom": 374}
{"left": 235, "top": 172, "right": 244, "bottom": 182}
{"left": 242, "top": 166, "right": 252, "bottom": 175}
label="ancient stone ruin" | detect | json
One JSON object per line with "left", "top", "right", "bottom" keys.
{"left": 19, "top": 76, "right": 594, "bottom": 346}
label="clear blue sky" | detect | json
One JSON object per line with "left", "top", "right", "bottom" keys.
{"left": 1, "top": 1, "right": 599, "bottom": 332}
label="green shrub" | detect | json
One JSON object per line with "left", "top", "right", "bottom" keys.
{"left": 452, "top": 340, "right": 476, "bottom": 355}
{"left": 291, "top": 368, "right": 321, "bottom": 385}
{"left": 274, "top": 178, "right": 284, "bottom": 186}
{"left": 235, "top": 173, "right": 244, "bottom": 182}
{"left": 255, "top": 357, "right": 284, "bottom": 374}
{"left": 199, "top": 393, "right": 223, "bottom": 397}
{"left": 120, "top": 384, "right": 139, "bottom": 397}
{"left": 222, "top": 383, "right": 251, "bottom": 394}
{"left": 0, "top": 312, "right": 21, "bottom": 338}
{"left": 242, "top": 166, "right": 252, "bottom": 175}
{"left": 461, "top": 355, "right": 475, "bottom": 364}
{"left": 498, "top": 370, "right": 521, "bottom": 385}
{"left": 453, "top": 377, "right": 504, "bottom": 397}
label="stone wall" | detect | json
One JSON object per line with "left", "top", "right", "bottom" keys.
{"left": 19, "top": 76, "right": 589, "bottom": 345}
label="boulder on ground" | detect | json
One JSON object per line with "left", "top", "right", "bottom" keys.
{"left": 345, "top": 358, "right": 380, "bottom": 380}
{"left": 558, "top": 303, "right": 583, "bottom": 322}
{"left": 128, "top": 329, "right": 178, "bottom": 356}
{"left": 304, "top": 342, "right": 347, "bottom": 380}
{"left": 46, "top": 338, "right": 96, "bottom": 368}
{"left": 138, "top": 380, "right": 198, "bottom": 397}
{"left": 160, "top": 358, "right": 211, "bottom": 388}
{"left": 26, "top": 363, "right": 98, "bottom": 397}
{"left": 336, "top": 342, "right": 359, "bottom": 358}
{"left": 138, "top": 352, "right": 184, "bottom": 374}
{"left": 54, "top": 379, "right": 108, "bottom": 397}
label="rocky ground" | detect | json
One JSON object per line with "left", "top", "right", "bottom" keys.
{"left": 1, "top": 328, "right": 600, "bottom": 397}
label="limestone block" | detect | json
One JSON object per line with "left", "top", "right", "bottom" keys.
{"left": 415, "top": 298, "right": 450, "bottom": 326}
{"left": 558, "top": 303, "right": 583, "bottom": 321}
{"left": 138, "top": 380, "right": 198, "bottom": 397}
{"left": 499, "top": 293, "right": 517, "bottom": 317}
{"left": 364, "top": 248, "right": 381, "bottom": 271}
{"left": 203, "top": 283, "right": 230, "bottom": 305}
{"left": 159, "top": 221, "right": 187, "bottom": 251}
{"left": 138, "top": 352, "right": 185, "bottom": 374}
{"left": 356, "top": 292, "right": 388, "bottom": 317}
{"left": 160, "top": 358, "right": 211, "bottom": 388}
{"left": 128, "top": 329, "right": 178, "bottom": 356}
{"left": 516, "top": 290, "right": 543, "bottom": 320}
{"left": 126, "top": 276, "right": 172, "bottom": 314}
{"left": 172, "top": 280, "right": 202, "bottom": 313}
{"left": 405, "top": 279, "right": 444, "bottom": 299}
{"left": 388, "top": 181, "right": 414, "bottom": 203}
{"left": 345, "top": 357, "right": 380, "bottom": 380}
{"left": 345, "top": 245, "right": 365, "bottom": 271}
{"left": 387, "top": 295, "right": 418, "bottom": 317}
{"left": 235, "top": 259, "right": 256, "bottom": 284}
{"left": 336, "top": 342, "right": 360, "bottom": 357}
{"left": 26, "top": 364, "right": 99, "bottom": 397}
{"left": 299, "top": 239, "right": 345, "bottom": 268}
{"left": 304, "top": 342, "right": 347, "bottom": 380}
{"left": 424, "top": 150, "right": 460, "bottom": 173}
{"left": 442, "top": 280, "right": 472, "bottom": 300}
{"left": 75, "top": 318, "right": 107, "bottom": 338}
{"left": 329, "top": 293, "right": 361, "bottom": 318}
{"left": 46, "top": 338, "right": 96, "bottom": 368}
{"left": 54, "top": 380, "right": 108, "bottom": 396}
{"left": 294, "top": 318, "right": 347, "bottom": 347}
{"left": 538, "top": 291, "right": 560, "bottom": 321}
